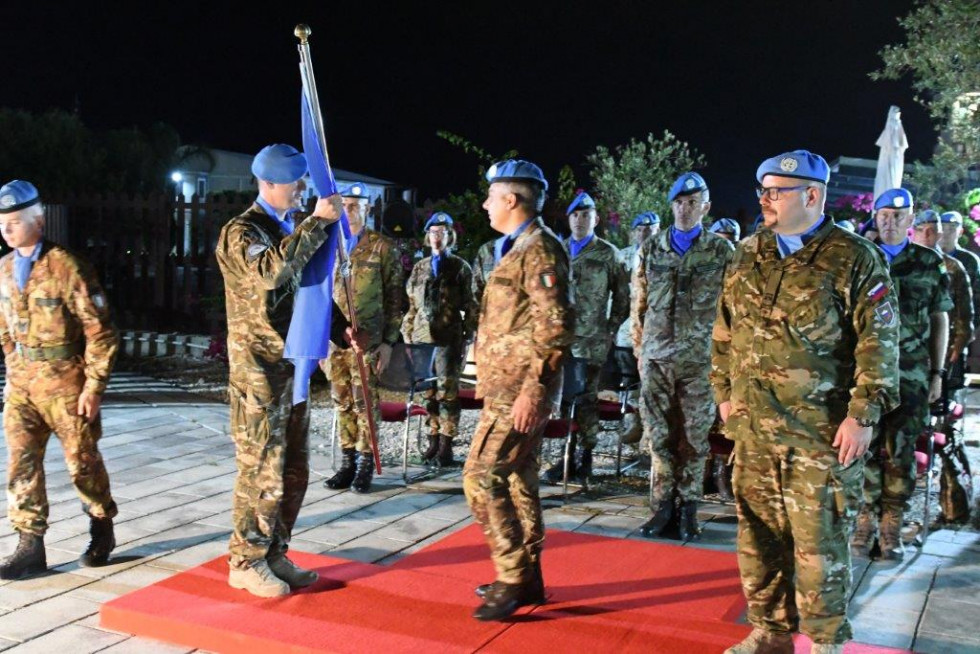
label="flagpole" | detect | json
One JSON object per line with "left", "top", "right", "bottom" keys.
{"left": 295, "top": 24, "right": 382, "bottom": 475}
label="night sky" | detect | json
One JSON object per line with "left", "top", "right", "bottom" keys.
{"left": 3, "top": 1, "right": 932, "bottom": 215}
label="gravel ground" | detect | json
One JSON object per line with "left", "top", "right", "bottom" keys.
{"left": 121, "top": 354, "right": 980, "bottom": 531}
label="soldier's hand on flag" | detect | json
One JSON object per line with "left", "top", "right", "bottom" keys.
{"left": 312, "top": 194, "right": 343, "bottom": 223}
{"left": 374, "top": 343, "right": 392, "bottom": 374}
{"left": 832, "top": 417, "right": 872, "bottom": 466}
{"left": 77, "top": 390, "right": 102, "bottom": 422}
{"left": 345, "top": 327, "right": 369, "bottom": 353}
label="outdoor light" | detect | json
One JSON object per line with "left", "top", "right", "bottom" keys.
{"left": 171, "top": 172, "right": 183, "bottom": 183}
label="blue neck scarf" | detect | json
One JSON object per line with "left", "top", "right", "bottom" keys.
{"left": 346, "top": 229, "right": 362, "bottom": 255}
{"left": 496, "top": 217, "right": 534, "bottom": 262}
{"left": 431, "top": 252, "right": 443, "bottom": 277}
{"left": 13, "top": 242, "right": 42, "bottom": 292}
{"left": 669, "top": 223, "right": 702, "bottom": 256}
{"left": 569, "top": 233, "right": 594, "bottom": 258}
{"left": 255, "top": 196, "right": 297, "bottom": 235}
{"left": 775, "top": 215, "right": 825, "bottom": 258}
{"left": 879, "top": 238, "right": 909, "bottom": 264}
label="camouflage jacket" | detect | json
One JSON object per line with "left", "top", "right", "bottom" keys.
{"left": 615, "top": 243, "right": 640, "bottom": 347}
{"left": 471, "top": 239, "right": 497, "bottom": 306}
{"left": 216, "top": 205, "right": 349, "bottom": 401}
{"left": 564, "top": 236, "right": 629, "bottom": 363}
{"left": 943, "top": 252, "right": 974, "bottom": 357}
{"left": 887, "top": 242, "right": 953, "bottom": 376}
{"left": 333, "top": 228, "right": 403, "bottom": 350}
{"left": 711, "top": 220, "right": 901, "bottom": 451}
{"left": 632, "top": 228, "right": 734, "bottom": 362}
{"left": 0, "top": 240, "right": 119, "bottom": 396}
{"left": 402, "top": 252, "right": 479, "bottom": 346}
{"left": 475, "top": 217, "right": 574, "bottom": 408}
{"left": 951, "top": 246, "right": 980, "bottom": 332}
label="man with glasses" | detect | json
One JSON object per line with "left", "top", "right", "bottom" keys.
{"left": 852, "top": 190, "right": 951, "bottom": 562}
{"left": 712, "top": 150, "right": 899, "bottom": 653}
{"left": 632, "top": 172, "right": 734, "bottom": 541}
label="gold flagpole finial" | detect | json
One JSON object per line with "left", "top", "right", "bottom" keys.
{"left": 294, "top": 24, "right": 312, "bottom": 44}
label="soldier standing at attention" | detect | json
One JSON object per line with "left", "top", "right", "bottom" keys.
{"left": 938, "top": 210, "right": 980, "bottom": 386}
{"left": 0, "top": 180, "right": 119, "bottom": 580}
{"left": 852, "top": 189, "right": 951, "bottom": 562}
{"left": 471, "top": 237, "right": 500, "bottom": 303}
{"left": 322, "top": 182, "right": 403, "bottom": 493}
{"left": 712, "top": 151, "right": 899, "bottom": 654}
{"left": 542, "top": 191, "right": 628, "bottom": 484}
{"left": 616, "top": 213, "right": 660, "bottom": 345}
{"left": 709, "top": 217, "right": 741, "bottom": 243}
{"left": 632, "top": 172, "right": 733, "bottom": 541}
{"left": 216, "top": 145, "right": 361, "bottom": 598}
{"left": 465, "top": 159, "right": 573, "bottom": 621}
{"left": 401, "top": 212, "right": 478, "bottom": 466}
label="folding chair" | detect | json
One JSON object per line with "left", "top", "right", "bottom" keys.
{"left": 400, "top": 344, "right": 439, "bottom": 482}
{"left": 541, "top": 356, "right": 590, "bottom": 502}
{"left": 596, "top": 346, "right": 641, "bottom": 478}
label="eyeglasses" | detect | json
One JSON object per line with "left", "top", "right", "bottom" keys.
{"left": 755, "top": 184, "right": 812, "bottom": 201}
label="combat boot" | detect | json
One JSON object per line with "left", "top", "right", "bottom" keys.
{"left": 79, "top": 516, "right": 115, "bottom": 567}
{"left": 878, "top": 507, "right": 905, "bottom": 561}
{"left": 640, "top": 498, "right": 675, "bottom": 538}
{"left": 421, "top": 433, "right": 439, "bottom": 463}
{"left": 723, "top": 627, "right": 794, "bottom": 654}
{"left": 476, "top": 559, "right": 545, "bottom": 602}
{"left": 268, "top": 554, "right": 318, "bottom": 588}
{"left": 850, "top": 507, "right": 876, "bottom": 558}
{"left": 435, "top": 435, "right": 455, "bottom": 467}
{"left": 0, "top": 532, "right": 46, "bottom": 580}
{"left": 351, "top": 452, "right": 374, "bottom": 494}
{"left": 575, "top": 448, "right": 593, "bottom": 484}
{"left": 229, "top": 559, "right": 290, "bottom": 597}
{"left": 712, "top": 455, "right": 734, "bottom": 501}
{"left": 678, "top": 500, "right": 701, "bottom": 542}
{"left": 325, "top": 448, "right": 357, "bottom": 489}
{"left": 811, "top": 644, "right": 845, "bottom": 654}
{"left": 473, "top": 578, "right": 544, "bottom": 621}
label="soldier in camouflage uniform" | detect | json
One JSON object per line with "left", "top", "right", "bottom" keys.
{"left": 0, "top": 180, "right": 120, "bottom": 580}
{"left": 712, "top": 151, "right": 900, "bottom": 654}
{"left": 939, "top": 210, "right": 980, "bottom": 388}
{"left": 402, "top": 212, "right": 478, "bottom": 466}
{"left": 632, "top": 172, "right": 734, "bottom": 541}
{"left": 541, "top": 192, "right": 628, "bottom": 484}
{"left": 615, "top": 212, "right": 659, "bottom": 349}
{"left": 471, "top": 238, "right": 499, "bottom": 303}
{"left": 322, "top": 182, "right": 403, "bottom": 494}
{"left": 709, "top": 217, "right": 741, "bottom": 243}
{"left": 853, "top": 190, "right": 951, "bottom": 562}
{"left": 216, "top": 145, "right": 359, "bottom": 598}
{"left": 464, "top": 160, "right": 573, "bottom": 622}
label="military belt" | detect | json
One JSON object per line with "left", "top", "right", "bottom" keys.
{"left": 13, "top": 341, "right": 84, "bottom": 362}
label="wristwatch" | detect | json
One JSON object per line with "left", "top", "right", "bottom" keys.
{"left": 930, "top": 368, "right": 946, "bottom": 378}
{"left": 854, "top": 416, "right": 877, "bottom": 428}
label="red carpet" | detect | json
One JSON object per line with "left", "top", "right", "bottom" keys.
{"left": 101, "top": 526, "right": 910, "bottom": 653}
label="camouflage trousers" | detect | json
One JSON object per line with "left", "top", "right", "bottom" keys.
{"left": 4, "top": 389, "right": 117, "bottom": 536}
{"left": 227, "top": 377, "right": 310, "bottom": 569}
{"left": 572, "top": 362, "right": 604, "bottom": 449}
{"left": 639, "top": 358, "right": 714, "bottom": 504}
{"left": 733, "top": 442, "right": 862, "bottom": 644}
{"left": 424, "top": 341, "right": 463, "bottom": 440}
{"left": 864, "top": 380, "right": 930, "bottom": 512}
{"left": 463, "top": 399, "right": 544, "bottom": 585}
{"left": 326, "top": 346, "right": 381, "bottom": 454}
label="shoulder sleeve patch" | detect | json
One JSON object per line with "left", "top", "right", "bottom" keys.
{"left": 539, "top": 270, "right": 558, "bottom": 288}
{"left": 246, "top": 243, "right": 269, "bottom": 261}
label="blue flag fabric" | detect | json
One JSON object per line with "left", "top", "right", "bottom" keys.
{"left": 282, "top": 89, "right": 353, "bottom": 405}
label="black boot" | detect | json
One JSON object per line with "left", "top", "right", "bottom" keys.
{"left": 678, "top": 500, "right": 701, "bottom": 542}
{"left": 80, "top": 517, "right": 115, "bottom": 567}
{"left": 351, "top": 452, "right": 374, "bottom": 494}
{"left": 0, "top": 532, "right": 46, "bottom": 580}
{"left": 476, "top": 559, "right": 545, "bottom": 602}
{"left": 325, "top": 448, "right": 357, "bottom": 489}
{"left": 473, "top": 577, "right": 544, "bottom": 621}
{"left": 436, "top": 435, "right": 455, "bottom": 467}
{"left": 575, "top": 448, "right": 593, "bottom": 484}
{"left": 421, "top": 434, "right": 439, "bottom": 463}
{"left": 712, "top": 456, "right": 734, "bottom": 501}
{"left": 640, "top": 498, "right": 675, "bottom": 538}
{"left": 543, "top": 434, "right": 577, "bottom": 484}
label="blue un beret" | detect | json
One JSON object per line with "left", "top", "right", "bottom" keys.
{"left": 709, "top": 218, "right": 741, "bottom": 240}
{"left": 251, "top": 144, "right": 307, "bottom": 184}
{"left": 631, "top": 212, "right": 660, "bottom": 228}
{"left": 486, "top": 159, "right": 549, "bottom": 192}
{"left": 874, "top": 188, "right": 914, "bottom": 212}
{"left": 941, "top": 211, "right": 964, "bottom": 226}
{"left": 340, "top": 182, "right": 371, "bottom": 199}
{"left": 913, "top": 210, "right": 940, "bottom": 227}
{"left": 668, "top": 172, "right": 708, "bottom": 202}
{"left": 0, "top": 180, "right": 41, "bottom": 214}
{"left": 424, "top": 212, "right": 453, "bottom": 230}
{"left": 756, "top": 150, "right": 830, "bottom": 184}
{"left": 566, "top": 191, "right": 596, "bottom": 215}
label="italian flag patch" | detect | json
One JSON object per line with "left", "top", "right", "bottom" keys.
{"left": 540, "top": 271, "right": 557, "bottom": 288}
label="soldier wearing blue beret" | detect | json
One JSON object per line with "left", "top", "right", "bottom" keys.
{"left": 938, "top": 210, "right": 980, "bottom": 341}
{"left": 715, "top": 150, "right": 900, "bottom": 653}
{"left": 709, "top": 217, "right": 741, "bottom": 242}
{"left": 633, "top": 171, "right": 734, "bottom": 542}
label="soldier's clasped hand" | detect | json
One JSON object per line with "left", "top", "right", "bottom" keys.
{"left": 312, "top": 194, "right": 343, "bottom": 224}
{"left": 832, "top": 417, "right": 872, "bottom": 466}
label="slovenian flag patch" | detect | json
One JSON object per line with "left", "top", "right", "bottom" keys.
{"left": 867, "top": 281, "right": 888, "bottom": 304}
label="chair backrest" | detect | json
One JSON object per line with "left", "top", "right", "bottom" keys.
{"left": 562, "top": 357, "right": 590, "bottom": 405}
{"left": 598, "top": 346, "right": 640, "bottom": 391}
{"left": 406, "top": 343, "right": 438, "bottom": 390}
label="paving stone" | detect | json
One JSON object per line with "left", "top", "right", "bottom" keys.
{"left": 0, "top": 570, "right": 92, "bottom": 611}
{"left": 2, "top": 623, "right": 127, "bottom": 653}
{"left": 918, "top": 595, "right": 980, "bottom": 641}
{"left": 575, "top": 513, "right": 646, "bottom": 539}
{"left": 370, "top": 515, "right": 460, "bottom": 544}
{"left": 930, "top": 563, "right": 980, "bottom": 605}
{"left": 0, "top": 595, "right": 99, "bottom": 641}
{"left": 145, "top": 537, "right": 228, "bottom": 572}
{"left": 913, "top": 630, "right": 980, "bottom": 653}
{"left": 97, "top": 635, "right": 197, "bottom": 653}
{"left": 849, "top": 608, "right": 917, "bottom": 650}
{"left": 69, "top": 564, "right": 176, "bottom": 603}
{"left": 328, "top": 532, "right": 408, "bottom": 563}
